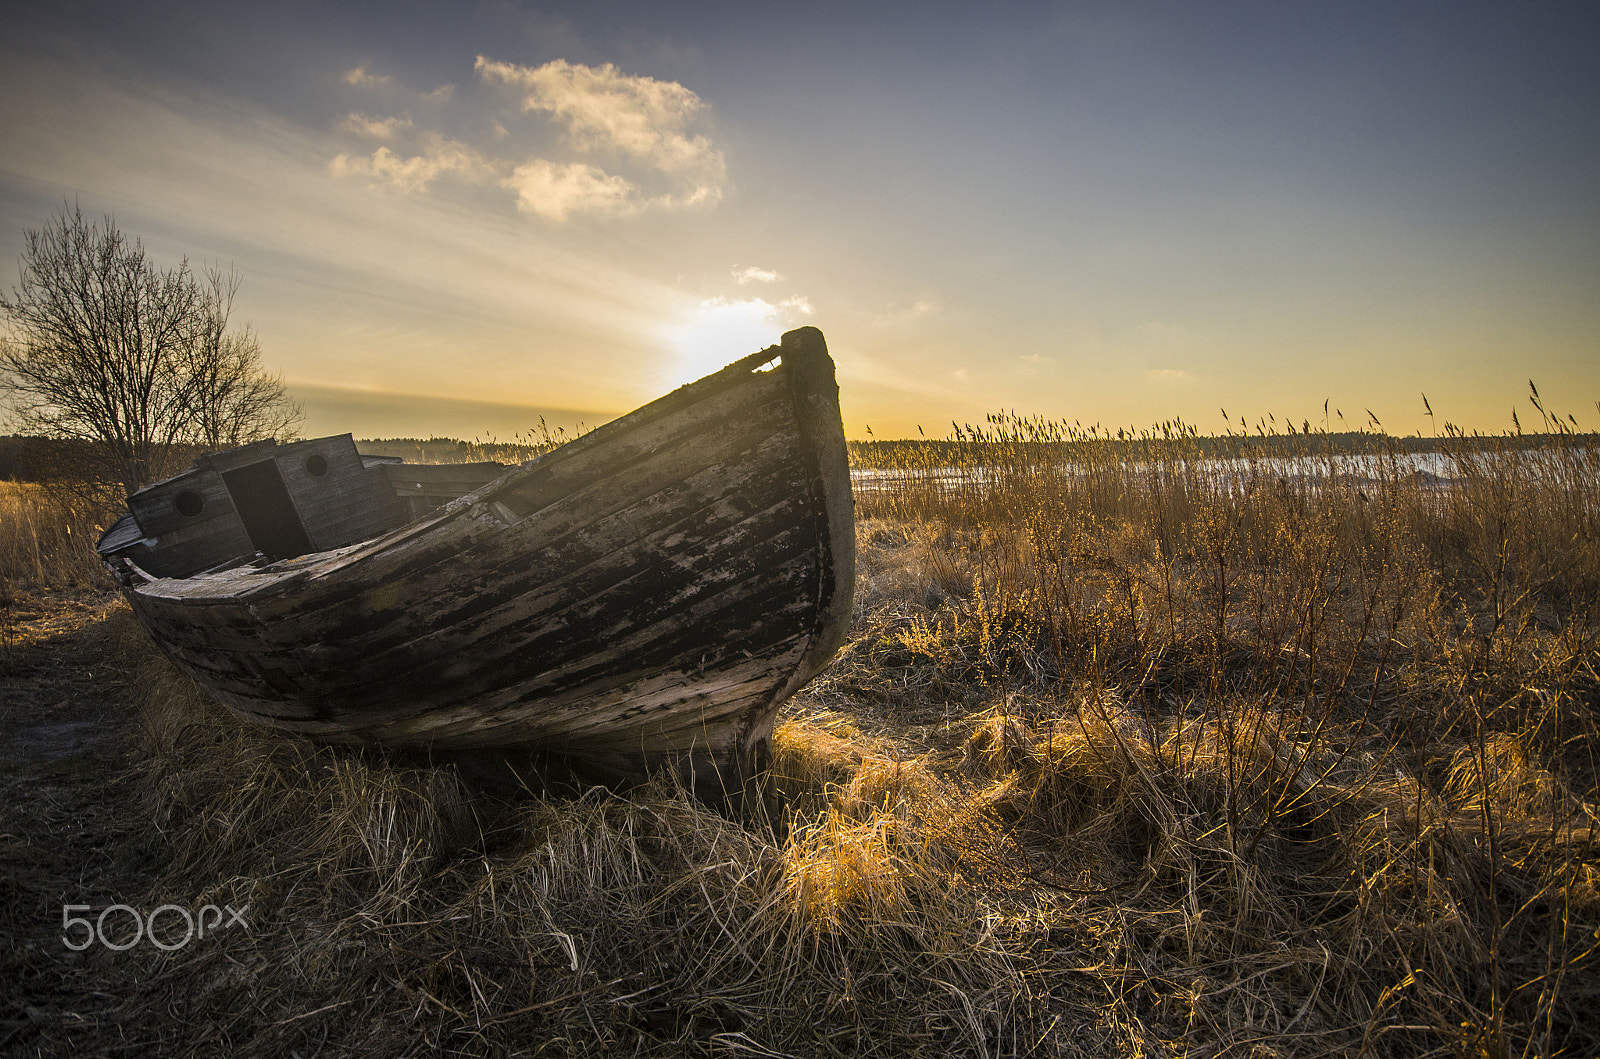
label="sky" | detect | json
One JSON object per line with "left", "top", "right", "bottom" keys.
{"left": 0, "top": 0, "right": 1596, "bottom": 440}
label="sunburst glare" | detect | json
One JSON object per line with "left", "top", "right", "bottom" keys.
{"left": 664, "top": 296, "right": 807, "bottom": 389}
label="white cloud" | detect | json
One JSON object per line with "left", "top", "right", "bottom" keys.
{"left": 0, "top": 45, "right": 704, "bottom": 417}
{"left": 330, "top": 57, "right": 727, "bottom": 223}
{"left": 1146, "top": 368, "right": 1190, "bottom": 380}
{"left": 876, "top": 298, "right": 938, "bottom": 324}
{"left": 342, "top": 66, "right": 394, "bottom": 89}
{"left": 780, "top": 295, "right": 814, "bottom": 316}
{"left": 503, "top": 160, "right": 637, "bottom": 220}
{"left": 343, "top": 113, "right": 412, "bottom": 140}
{"left": 1018, "top": 352, "right": 1051, "bottom": 377}
{"left": 476, "top": 56, "right": 726, "bottom": 211}
{"left": 343, "top": 65, "right": 453, "bottom": 103}
{"left": 733, "top": 265, "right": 782, "bottom": 285}
{"left": 329, "top": 132, "right": 494, "bottom": 193}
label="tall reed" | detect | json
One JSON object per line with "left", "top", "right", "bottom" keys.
{"left": 0, "top": 480, "right": 109, "bottom": 592}
{"left": 845, "top": 395, "right": 1600, "bottom": 1055}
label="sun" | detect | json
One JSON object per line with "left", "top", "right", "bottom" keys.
{"left": 663, "top": 297, "right": 791, "bottom": 389}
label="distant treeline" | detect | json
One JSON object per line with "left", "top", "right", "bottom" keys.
{"left": 847, "top": 430, "right": 1599, "bottom": 470}
{"left": 354, "top": 436, "right": 574, "bottom": 465}
{"left": 0, "top": 436, "right": 244, "bottom": 492}
{"left": 5, "top": 429, "right": 1595, "bottom": 482}
{"left": 0, "top": 435, "right": 99, "bottom": 481}
{"left": 0, "top": 434, "right": 566, "bottom": 481}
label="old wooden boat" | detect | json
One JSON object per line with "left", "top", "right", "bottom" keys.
{"left": 97, "top": 326, "right": 854, "bottom": 789}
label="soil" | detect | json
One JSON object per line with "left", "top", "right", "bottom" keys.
{"left": 0, "top": 591, "right": 156, "bottom": 1058}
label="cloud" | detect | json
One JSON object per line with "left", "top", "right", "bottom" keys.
{"left": 329, "top": 132, "right": 494, "bottom": 193}
{"left": 733, "top": 265, "right": 782, "bottom": 285}
{"left": 477, "top": 57, "right": 715, "bottom": 174}
{"left": 876, "top": 298, "right": 938, "bottom": 324}
{"left": 503, "top": 160, "right": 638, "bottom": 220}
{"left": 0, "top": 45, "right": 705, "bottom": 417}
{"left": 342, "top": 65, "right": 453, "bottom": 103}
{"left": 1146, "top": 368, "right": 1190, "bottom": 380}
{"left": 476, "top": 56, "right": 726, "bottom": 210}
{"left": 342, "top": 66, "right": 394, "bottom": 89}
{"left": 780, "top": 295, "right": 814, "bottom": 316}
{"left": 1018, "top": 352, "right": 1051, "bottom": 377}
{"left": 329, "top": 57, "right": 727, "bottom": 222}
{"left": 342, "top": 113, "right": 412, "bottom": 140}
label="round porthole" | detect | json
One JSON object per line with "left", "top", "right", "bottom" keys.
{"left": 174, "top": 490, "right": 205, "bottom": 517}
{"left": 305, "top": 454, "right": 329, "bottom": 478}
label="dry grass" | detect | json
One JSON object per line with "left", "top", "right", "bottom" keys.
{"left": 827, "top": 396, "right": 1600, "bottom": 1056}
{"left": 7, "top": 390, "right": 1599, "bottom": 1056}
{"left": 0, "top": 480, "right": 108, "bottom": 593}
{"left": 98, "top": 632, "right": 1064, "bottom": 1057}
{"left": 1, "top": 480, "right": 112, "bottom": 667}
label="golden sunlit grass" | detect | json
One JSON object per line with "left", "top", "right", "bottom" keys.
{"left": 824, "top": 396, "right": 1600, "bottom": 1056}
{"left": 0, "top": 480, "right": 107, "bottom": 593}
{"left": 6, "top": 391, "right": 1599, "bottom": 1056}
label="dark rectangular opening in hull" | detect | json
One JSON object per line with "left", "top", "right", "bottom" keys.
{"left": 222, "top": 459, "right": 313, "bottom": 560}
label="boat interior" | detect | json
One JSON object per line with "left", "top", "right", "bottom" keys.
{"left": 96, "top": 434, "right": 509, "bottom": 582}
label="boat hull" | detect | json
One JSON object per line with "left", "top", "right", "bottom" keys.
{"left": 116, "top": 328, "right": 854, "bottom": 787}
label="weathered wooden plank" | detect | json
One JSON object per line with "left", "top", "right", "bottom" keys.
{"left": 382, "top": 462, "right": 508, "bottom": 494}
{"left": 131, "top": 450, "right": 815, "bottom": 684}
{"left": 307, "top": 433, "right": 812, "bottom": 653}
{"left": 127, "top": 423, "right": 803, "bottom": 675}
{"left": 191, "top": 542, "right": 817, "bottom": 732}
{"left": 383, "top": 675, "right": 787, "bottom": 751}
{"left": 107, "top": 329, "right": 855, "bottom": 783}
{"left": 262, "top": 630, "right": 805, "bottom": 748}
{"left": 130, "top": 366, "right": 792, "bottom": 615}
{"left": 232, "top": 391, "right": 794, "bottom": 632}
{"left": 311, "top": 523, "right": 822, "bottom": 717}
{"left": 492, "top": 369, "right": 790, "bottom": 517}
{"left": 187, "top": 514, "right": 819, "bottom": 724}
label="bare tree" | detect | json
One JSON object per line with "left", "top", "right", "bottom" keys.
{"left": 188, "top": 268, "right": 301, "bottom": 450}
{"left": 0, "top": 205, "right": 300, "bottom": 494}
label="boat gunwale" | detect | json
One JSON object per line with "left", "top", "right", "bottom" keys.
{"left": 116, "top": 340, "right": 803, "bottom": 607}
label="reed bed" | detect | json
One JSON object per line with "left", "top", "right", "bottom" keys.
{"left": 0, "top": 480, "right": 108, "bottom": 592}
{"left": 10, "top": 391, "right": 1598, "bottom": 1056}
{"left": 833, "top": 397, "right": 1600, "bottom": 1056}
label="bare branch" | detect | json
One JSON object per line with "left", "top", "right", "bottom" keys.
{"left": 0, "top": 205, "right": 300, "bottom": 492}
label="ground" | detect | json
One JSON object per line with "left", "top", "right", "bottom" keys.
{"left": 0, "top": 592, "right": 154, "bottom": 1057}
